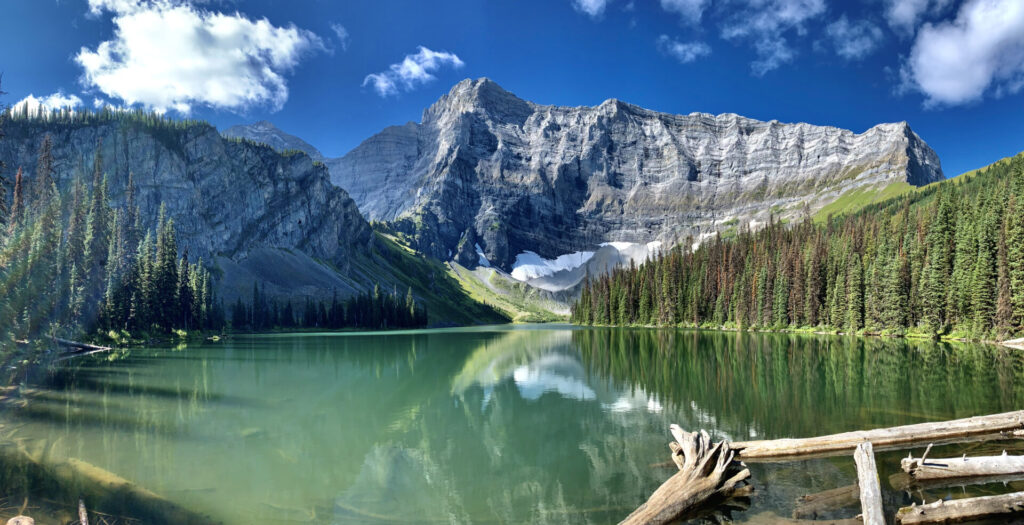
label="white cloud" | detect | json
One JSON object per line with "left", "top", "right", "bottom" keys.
{"left": 660, "top": 0, "right": 709, "bottom": 23}
{"left": 826, "top": 16, "right": 884, "bottom": 60}
{"left": 721, "top": 0, "right": 826, "bottom": 75}
{"left": 331, "top": 23, "right": 349, "bottom": 51}
{"left": 885, "top": 0, "right": 952, "bottom": 35}
{"left": 12, "top": 92, "right": 84, "bottom": 114}
{"left": 76, "top": 0, "right": 324, "bottom": 114}
{"left": 657, "top": 35, "right": 712, "bottom": 63}
{"left": 572, "top": 0, "right": 612, "bottom": 17}
{"left": 902, "top": 0, "right": 1024, "bottom": 106}
{"left": 363, "top": 46, "right": 465, "bottom": 97}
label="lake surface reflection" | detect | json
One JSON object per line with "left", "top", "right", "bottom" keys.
{"left": 2, "top": 325, "right": 1023, "bottom": 523}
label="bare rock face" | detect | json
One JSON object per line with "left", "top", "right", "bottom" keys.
{"left": 0, "top": 117, "right": 371, "bottom": 299}
{"left": 222, "top": 120, "right": 325, "bottom": 161}
{"left": 330, "top": 78, "right": 944, "bottom": 269}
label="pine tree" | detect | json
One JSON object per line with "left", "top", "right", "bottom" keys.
{"left": 7, "top": 167, "right": 24, "bottom": 234}
{"left": 846, "top": 253, "right": 864, "bottom": 332}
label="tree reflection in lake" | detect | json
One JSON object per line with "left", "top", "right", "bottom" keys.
{"left": 0, "top": 326, "right": 1019, "bottom": 523}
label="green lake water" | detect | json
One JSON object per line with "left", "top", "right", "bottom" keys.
{"left": 3, "top": 325, "right": 1024, "bottom": 523}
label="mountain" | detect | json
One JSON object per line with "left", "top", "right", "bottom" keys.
{"left": 222, "top": 120, "right": 324, "bottom": 161}
{"left": 328, "top": 78, "right": 944, "bottom": 275}
{"left": 0, "top": 113, "right": 505, "bottom": 325}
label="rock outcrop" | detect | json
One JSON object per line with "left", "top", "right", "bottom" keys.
{"left": 330, "top": 78, "right": 944, "bottom": 269}
{"left": 0, "top": 117, "right": 369, "bottom": 302}
{"left": 222, "top": 120, "right": 325, "bottom": 161}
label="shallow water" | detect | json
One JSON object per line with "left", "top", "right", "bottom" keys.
{"left": 3, "top": 325, "right": 1024, "bottom": 523}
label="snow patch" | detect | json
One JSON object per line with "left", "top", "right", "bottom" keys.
{"left": 511, "top": 250, "right": 595, "bottom": 281}
{"left": 475, "top": 243, "right": 490, "bottom": 268}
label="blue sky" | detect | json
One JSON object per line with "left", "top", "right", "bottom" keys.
{"left": 2, "top": 0, "right": 1024, "bottom": 176}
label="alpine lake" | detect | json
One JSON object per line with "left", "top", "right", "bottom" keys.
{"left": 1, "top": 325, "right": 1022, "bottom": 524}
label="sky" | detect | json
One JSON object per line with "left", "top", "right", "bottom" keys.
{"left": 2, "top": 0, "right": 1024, "bottom": 176}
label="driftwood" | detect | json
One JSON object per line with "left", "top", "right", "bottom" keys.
{"left": 853, "top": 442, "right": 884, "bottom": 525}
{"left": 52, "top": 338, "right": 110, "bottom": 353}
{"left": 0, "top": 442, "right": 218, "bottom": 525}
{"left": 793, "top": 484, "right": 858, "bottom": 519}
{"left": 731, "top": 410, "right": 1024, "bottom": 461}
{"left": 745, "top": 510, "right": 861, "bottom": 524}
{"left": 5, "top": 518, "right": 33, "bottom": 525}
{"left": 78, "top": 499, "right": 88, "bottom": 525}
{"left": 890, "top": 470, "right": 1024, "bottom": 492}
{"left": 895, "top": 491, "right": 1024, "bottom": 524}
{"left": 902, "top": 448, "right": 1024, "bottom": 482}
{"left": 620, "top": 426, "right": 750, "bottom": 525}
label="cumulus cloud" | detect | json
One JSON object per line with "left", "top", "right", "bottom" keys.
{"left": 885, "top": 0, "right": 952, "bottom": 34}
{"left": 657, "top": 35, "right": 712, "bottom": 63}
{"left": 826, "top": 16, "right": 884, "bottom": 60}
{"left": 572, "top": 0, "right": 612, "bottom": 17}
{"left": 331, "top": 23, "right": 349, "bottom": 51}
{"left": 363, "top": 46, "right": 464, "bottom": 97}
{"left": 13, "top": 92, "right": 84, "bottom": 114}
{"left": 902, "top": 0, "right": 1024, "bottom": 106}
{"left": 660, "top": 0, "right": 709, "bottom": 23}
{"left": 721, "top": 0, "right": 826, "bottom": 75}
{"left": 75, "top": 0, "right": 324, "bottom": 113}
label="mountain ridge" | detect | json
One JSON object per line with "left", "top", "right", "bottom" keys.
{"left": 329, "top": 77, "right": 944, "bottom": 271}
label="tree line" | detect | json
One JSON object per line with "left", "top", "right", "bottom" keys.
{"left": 0, "top": 134, "right": 222, "bottom": 346}
{"left": 0, "top": 126, "right": 428, "bottom": 352}
{"left": 230, "top": 283, "right": 428, "bottom": 331}
{"left": 572, "top": 155, "right": 1024, "bottom": 340}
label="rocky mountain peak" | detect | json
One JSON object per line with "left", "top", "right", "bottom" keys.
{"left": 222, "top": 120, "right": 324, "bottom": 161}
{"left": 424, "top": 77, "right": 533, "bottom": 126}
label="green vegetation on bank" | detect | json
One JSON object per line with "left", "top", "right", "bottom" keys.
{"left": 573, "top": 153, "right": 1024, "bottom": 341}
{"left": 445, "top": 261, "right": 568, "bottom": 323}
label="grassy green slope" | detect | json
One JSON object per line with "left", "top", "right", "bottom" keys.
{"left": 813, "top": 181, "right": 916, "bottom": 222}
{"left": 356, "top": 233, "right": 510, "bottom": 326}
{"left": 446, "top": 262, "right": 569, "bottom": 323}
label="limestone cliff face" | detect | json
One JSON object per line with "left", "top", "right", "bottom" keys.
{"left": 0, "top": 117, "right": 371, "bottom": 298}
{"left": 330, "top": 78, "right": 944, "bottom": 269}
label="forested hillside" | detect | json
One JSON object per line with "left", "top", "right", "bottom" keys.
{"left": 572, "top": 154, "right": 1024, "bottom": 340}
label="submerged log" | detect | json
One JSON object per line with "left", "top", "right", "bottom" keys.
{"left": 0, "top": 442, "right": 218, "bottom": 525}
{"left": 731, "top": 410, "right": 1024, "bottom": 461}
{"left": 620, "top": 426, "right": 750, "bottom": 525}
{"left": 793, "top": 484, "right": 858, "bottom": 519}
{"left": 895, "top": 491, "right": 1024, "bottom": 524}
{"left": 902, "top": 450, "right": 1024, "bottom": 481}
{"left": 853, "top": 442, "right": 884, "bottom": 525}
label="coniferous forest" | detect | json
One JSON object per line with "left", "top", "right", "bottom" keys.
{"left": 572, "top": 155, "right": 1024, "bottom": 341}
{"left": 0, "top": 106, "right": 428, "bottom": 357}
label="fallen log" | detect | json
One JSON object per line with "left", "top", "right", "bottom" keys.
{"left": 895, "top": 491, "right": 1024, "bottom": 524}
{"left": 902, "top": 449, "right": 1024, "bottom": 482}
{"left": 620, "top": 426, "right": 750, "bottom": 525}
{"left": 731, "top": 411, "right": 1024, "bottom": 461}
{"left": 745, "top": 510, "right": 861, "bottom": 525}
{"left": 51, "top": 337, "right": 111, "bottom": 353}
{"left": 890, "top": 470, "right": 1024, "bottom": 492}
{"left": 0, "top": 442, "right": 219, "bottom": 525}
{"left": 854, "top": 442, "right": 884, "bottom": 525}
{"left": 793, "top": 484, "right": 858, "bottom": 519}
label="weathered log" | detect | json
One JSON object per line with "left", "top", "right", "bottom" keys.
{"left": 5, "top": 517, "right": 34, "bottom": 525}
{"left": 78, "top": 499, "right": 88, "bottom": 525}
{"left": 620, "top": 426, "right": 750, "bottom": 525}
{"left": 52, "top": 337, "right": 110, "bottom": 352}
{"left": 902, "top": 449, "right": 1024, "bottom": 481}
{"left": 731, "top": 410, "right": 1024, "bottom": 461}
{"left": 890, "top": 470, "right": 1024, "bottom": 492}
{"left": 793, "top": 484, "right": 859, "bottom": 519}
{"left": 854, "top": 442, "right": 884, "bottom": 525}
{"left": 895, "top": 491, "right": 1024, "bottom": 524}
{"left": 746, "top": 511, "right": 861, "bottom": 525}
